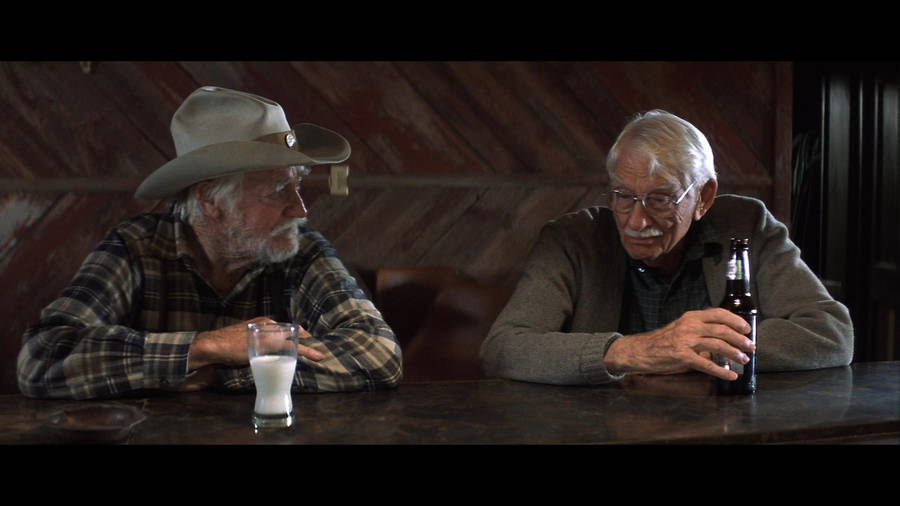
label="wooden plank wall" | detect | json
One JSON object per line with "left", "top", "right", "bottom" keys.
{"left": 0, "top": 61, "right": 793, "bottom": 393}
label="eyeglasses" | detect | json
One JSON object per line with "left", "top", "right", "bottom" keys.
{"left": 609, "top": 181, "right": 696, "bottom": 215}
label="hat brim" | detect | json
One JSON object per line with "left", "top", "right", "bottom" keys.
{"left": 135, "top": 123, "right": 350, "bottom": 199}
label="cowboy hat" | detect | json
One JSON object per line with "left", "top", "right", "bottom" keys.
{"left": 135, "top": 86, "right": 351, "bottom": 199}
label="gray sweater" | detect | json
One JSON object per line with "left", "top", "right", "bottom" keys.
{"left": 480, "top": 194, "right": 854, "bottom": 385}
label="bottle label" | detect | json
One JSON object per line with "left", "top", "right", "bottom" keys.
{"left": 725, "top": 259, "right": 744, "bottom": 280}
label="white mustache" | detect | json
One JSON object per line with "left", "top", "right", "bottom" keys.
{"left": 271, "top": 218, "right": 307, "bottom": 237}
{"left": 625, "top": 227, "right": 663, "bottom": 238}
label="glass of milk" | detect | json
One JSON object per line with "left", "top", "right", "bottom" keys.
{"left": 247, "top": 322, "right": 299, "bottom": 430}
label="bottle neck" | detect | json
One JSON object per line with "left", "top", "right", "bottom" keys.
{"left": 725, "top": 278, "right": 751, "bottom": 296}
{"left": 725, "top": 251, "right": 751, "bottom": 296}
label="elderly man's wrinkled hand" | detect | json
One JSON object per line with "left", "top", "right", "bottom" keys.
{"left": 604, "top": 308, "right": 755, "bottom": 380}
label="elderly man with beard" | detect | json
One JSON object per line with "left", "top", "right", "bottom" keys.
{"left": 480, "top": 109, "right": 854, "bottom": 386}
{"left": 17, "top": 86, "right": 402, "bottom": 399}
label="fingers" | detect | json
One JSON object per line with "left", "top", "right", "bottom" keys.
{"left": 678, "top": 310, "right": 752, "bottom": 381}
{"left": 244, "top": 317, "right": 319, "bottom": 358}
{"left": 706, "top": 308, "right": 752, "bottom": 336}
{"left": 298, "top": 344, "right": 325, "bottom": 361}
{"left": 684, "top": 309, "right": 755, "bottom": 353}
{"left": 691, "top": 356, "right": 740, "bottom": 381}
{"left": 686, "top": 307, "right": 747, "bottom": 328}
{"left": 244, "top": 318, "right": 311, "bottom": 339}
{"left": 700, "top": 323, "right": 755, "bottom": 353}
{"left": 245, "top": 316, "right": 277, "bottom": 327}
{"left": 696, "top": 338, "right": 750, "bottom": 371}
{"left": 664, "top": 340, "right": 739, "bottom": 381}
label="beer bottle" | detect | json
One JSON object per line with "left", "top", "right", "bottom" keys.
{"left": 716, "top": 238, "right": 758, "bottom": 395}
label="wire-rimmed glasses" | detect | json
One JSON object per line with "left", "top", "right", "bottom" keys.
{"left": 609, "top": 181, "right": 696, "bottom": 216}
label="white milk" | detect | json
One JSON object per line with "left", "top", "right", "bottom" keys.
{"left": 250, "top": 355, "right": 297, "bottom": 415}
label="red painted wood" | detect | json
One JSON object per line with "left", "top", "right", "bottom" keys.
{"left": 0, "top": 62, "right": 168, "bottom": 180}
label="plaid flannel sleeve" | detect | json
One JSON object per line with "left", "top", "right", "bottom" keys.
{"left": 220, "top": 234, "right": 403, "bottom": 393}
{"left": 16, "top": 230, "right": 195, "bottom": 399}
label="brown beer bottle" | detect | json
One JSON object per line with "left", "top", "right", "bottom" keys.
{"left": 716, "top": 238, "right": 758, "bottom": 395}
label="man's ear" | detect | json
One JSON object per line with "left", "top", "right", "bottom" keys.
{"left": 695, "top": 178, "right": 718, "bottom": 220}
{"left": 194, "top": 182, "right": 222, "bottom": 220}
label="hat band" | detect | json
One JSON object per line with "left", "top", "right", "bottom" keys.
{"left": 254, "top": 130, "right": 300, "bottom": 151}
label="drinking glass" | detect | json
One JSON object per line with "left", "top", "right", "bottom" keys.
{"left": 247, "top": 322, "right": 299, "bottom": 430}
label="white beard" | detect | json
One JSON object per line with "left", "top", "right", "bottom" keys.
{"left": 222, "top": 218, "right": 307, "bottom": 264}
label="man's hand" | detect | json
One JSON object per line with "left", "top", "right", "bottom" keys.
{"left": 604, "top": 308, "right": 756, "bottom": 380}
{"left": 187, "top": 317, "right": 324, "bottom": 371}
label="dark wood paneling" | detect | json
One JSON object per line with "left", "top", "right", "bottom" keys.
{"left": 584, "top": 62, "right": 777, "bottom": 196}
{"left": 86, "top": 62, "right": 200, "bottom": 158}
{"left": 0, "top": 62, "right": 169, "bottom": 179}
{"left": 393, "top": 62, "right": 532, "bottom": 176}
{"left": 0, "top": 61, "right": 790, "bottom": 393}
{"left": 793, "top": 62, "right": 900, "bottom": 363}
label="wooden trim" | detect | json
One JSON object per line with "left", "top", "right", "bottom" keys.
{"left": 0, "top": 171, "right": 776, "bottom": 195}
{"left": 824, "top": 73, "right": 851, "bottom": 286}
{"left": 773, "top": 62, "right": 794, "bottom": 226}
{"left": 0, "top": 175, "right": 611, "bottom": 194}
{"left": 0, "top": 178, "right": 141, "bottom": 193}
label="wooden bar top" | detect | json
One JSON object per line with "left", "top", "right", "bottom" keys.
{"left": 1, "top": 361, "right": 897, "bottom": 445}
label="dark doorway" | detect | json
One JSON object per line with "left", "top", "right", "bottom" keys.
{"left": 792, "top": 61, "right": 900, "bottom": 362}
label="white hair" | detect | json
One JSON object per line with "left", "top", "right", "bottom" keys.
{"left": 606, "top": 109, "right": 716, "bottom": 191}
{"left": 173, "top": 173, "right": 244, "bottom": 225}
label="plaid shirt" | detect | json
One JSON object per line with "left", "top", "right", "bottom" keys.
{"left": 17, "top": 210, "right": 402, "bottom": 399}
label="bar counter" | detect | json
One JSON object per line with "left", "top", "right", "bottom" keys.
{"left": 1, "top": 361, "right": 897, "bottom": 444}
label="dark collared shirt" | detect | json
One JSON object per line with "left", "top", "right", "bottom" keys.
{"left": 17, "top": 210, "right": 402, "bottom": 399}
{"left": 619, "top": 220, "right": 720, "bottom": 335}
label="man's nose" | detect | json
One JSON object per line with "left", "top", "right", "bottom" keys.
{"left": 626, "top": 199, "right": 652, "bottom": 229}
{"left": 285, "top": 190, "right": 308, "bottom": 218}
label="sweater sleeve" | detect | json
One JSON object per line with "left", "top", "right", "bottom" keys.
{"left": 480, "top": 222, "right": 625, "bottom": 385}
{"left": 750, "top": 204, "right": 855, "bottom": 371}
